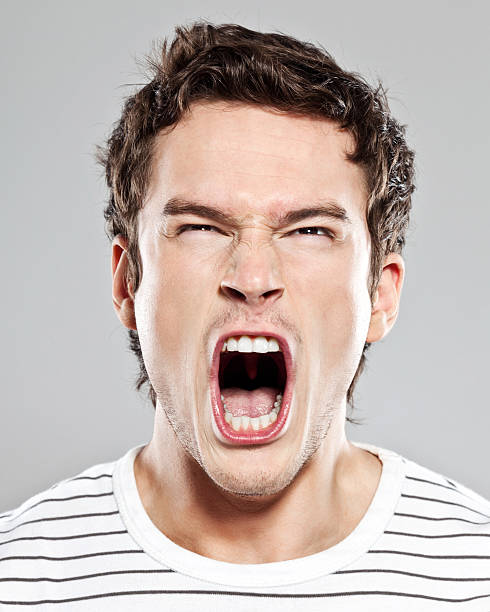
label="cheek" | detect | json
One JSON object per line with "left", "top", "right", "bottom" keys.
{"left": 134, "top": 249, "right": 217, "bottom": 369}
{"left": 288, "top": 248, "right": 372, "bottom": 362}
{"left": 315, "top": 282, "right": 369, "bottom": 353}
{"left": 132, "top": 258, "right": 180, "bottom": 370}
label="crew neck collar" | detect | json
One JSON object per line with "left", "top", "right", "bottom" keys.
{"left": 113, "top": 440, "right": 404, "bottom": 588}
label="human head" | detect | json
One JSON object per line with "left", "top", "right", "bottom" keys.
{"left": 98, "top": 21, "right": 415, "bottom": 422}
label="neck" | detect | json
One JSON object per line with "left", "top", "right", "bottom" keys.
{"left": 134, "top": 406, "right": 382, "bottom": 564}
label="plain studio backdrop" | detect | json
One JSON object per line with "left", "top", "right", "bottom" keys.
{"left": 1, "top": 0, "right": 489, "bottom": 511}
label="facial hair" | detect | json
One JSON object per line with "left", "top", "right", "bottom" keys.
{"left": 151, "top": 308, "right": 338, "bottom": 498}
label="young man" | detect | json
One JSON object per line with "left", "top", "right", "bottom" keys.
{"left": 1, "top": 22, "right": 489, "bottom": 609}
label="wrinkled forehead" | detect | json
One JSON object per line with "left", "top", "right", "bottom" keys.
{"left": 142, "top": 101, "right": 368, "bottom": 225}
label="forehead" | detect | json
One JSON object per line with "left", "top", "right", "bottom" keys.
{"left": 144, "top": 101, "right": 367, "bottom": 223}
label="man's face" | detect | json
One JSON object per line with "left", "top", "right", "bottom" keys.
{"left": 133, "top": 101, "right": 373, "bottom": 496}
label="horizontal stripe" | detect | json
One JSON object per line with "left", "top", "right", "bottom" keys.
{"left": 1, "top": 566, "right": 487, "bottom": 585}
{"left": 394, "top": 512, "right": 490, "bottom": 525}
{"left": 406, "top": 475, "right": 459, "bottom": 492}
{"left": 401, "top": 494, "right": 490, "bottom": 518}
{"left": 0, "top": 511, "right": 120, "bottom": 534}
{"left": 0, "top": 568, "right": 173, "bottom": 583}
{"left": 2, "top": 493, "right": 114, "bottom": 523}
{"left": 335, "top": 568, "right": 490, "bottom": 581}
{"left": 369, "top": 549, "right": 490, "bottom": 559}
{"left": 68, "top": 474, "right": 112, "bottom": 483}
{"left": 0, "top": 549, "right": 145, "bottom": 563}
{"left": 384, "top": 530, "right": 490, "bottom": 539}
{"left": 1, "top": 588, "right": 489, "bottom": 605}
{"left": 0, "top": 530, "right": 128, "bottom": 546}
{"left": 49, "top": 474, "right": 112, "bottom": 491}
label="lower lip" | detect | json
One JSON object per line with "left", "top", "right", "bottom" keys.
{"left": 209, "top": 343, "right": 294, "bottom": 446}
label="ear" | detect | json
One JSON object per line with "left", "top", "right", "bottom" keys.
{"left": 112, "top": 234, "right": 137, "bottom": 331}
{"left": 366, "top": 253, "right": 405, "bottom": 343}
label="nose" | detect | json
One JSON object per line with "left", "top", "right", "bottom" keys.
{"left": 220, "top": 242, "right": 285, "bottom": 309}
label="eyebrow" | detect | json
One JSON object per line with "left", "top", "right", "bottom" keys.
{"left": 162, "top": 197, "right": 352, "bottom": 227}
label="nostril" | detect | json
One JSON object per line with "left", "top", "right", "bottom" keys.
{"left": 221, "top": 285, "right": 247, "bottom": 301}
{"left": 220, "top": 283, "right": 284, "bottom": 304}
{"left": 263, "top": 288, "right": 283, "bottom": 300}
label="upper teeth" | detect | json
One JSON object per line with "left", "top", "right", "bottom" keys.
{"left": 221, "top": 335, "right": 281, "bottom": 353}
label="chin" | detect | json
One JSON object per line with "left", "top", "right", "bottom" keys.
{"left": 201, "top": 448, "right": 305, "bottom": 498}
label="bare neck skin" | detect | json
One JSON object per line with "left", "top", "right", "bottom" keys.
{"left": 134, "top": 405, "right": 382, "bottom": 564}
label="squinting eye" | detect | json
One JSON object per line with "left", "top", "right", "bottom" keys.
{"left": 177, "top": 224, "right": 219, "bottom": 234}
{"left": 292, "top": 227, "right": 334, "bottom": 238}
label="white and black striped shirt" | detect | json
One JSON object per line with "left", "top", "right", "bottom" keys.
{"left": 1, "top": 441, "right": 489, "bottom": 609}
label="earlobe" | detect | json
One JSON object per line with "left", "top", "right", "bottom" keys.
{"left": 111, "top": 234, "right": 137, "bottom": 331}
{"left": 366, "top": 253, "right": 405, "bottom": 343}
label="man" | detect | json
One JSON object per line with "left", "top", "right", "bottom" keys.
{"left": 1, "top": 21, "right": 489, "bottom": 609}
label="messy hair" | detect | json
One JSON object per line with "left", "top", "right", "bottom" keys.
{"left": 97, "top": 21, "right": 415, "bottom": 424}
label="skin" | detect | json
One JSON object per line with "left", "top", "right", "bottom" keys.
{"left": 112, "top": 101, "right": 404, "bottom": 563}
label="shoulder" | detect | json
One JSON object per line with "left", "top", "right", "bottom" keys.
{"left": 0, "top": 456, "right": 141, "bottom": 605}
{"left": 0, "top": 458, "right": 118, "bottom": 548}
{"left": 359, "top": 441, "right": 490, "bottom": 580}
{"left": 400, "top": 454, "right": 490, "bottom": 519}
{"left": 357, "top": 438, "right": 490, "bottom": 519}
{"left": 389, "top": 451, "right": 490, "bottom": 553}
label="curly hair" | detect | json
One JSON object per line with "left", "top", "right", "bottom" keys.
{"left": 97, "top": 21, "right": 415, "bottom": 424}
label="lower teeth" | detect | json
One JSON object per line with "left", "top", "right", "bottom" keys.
{"left": 222, "top": 394, "right": 282, "bottom": 432}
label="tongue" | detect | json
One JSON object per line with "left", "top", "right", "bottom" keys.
{"left": 221, "top": 386, "right": 278, "bottom": 418}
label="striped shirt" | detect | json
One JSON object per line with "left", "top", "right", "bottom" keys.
{"left": 0, "top": 441, "right": 489, "bottom": 609}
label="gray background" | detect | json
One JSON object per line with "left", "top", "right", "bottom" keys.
{"left": 2, "top": 0, "right": 489, "bottom": 511}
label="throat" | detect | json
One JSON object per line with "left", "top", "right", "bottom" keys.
{"left": 221, "top": 386, "right": 279, "bottom": 417}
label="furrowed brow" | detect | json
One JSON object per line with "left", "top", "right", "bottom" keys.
{"left": 276, "top": 203, "right": 351, "bottom": 226}
{"left": 162, "top": 198, "right": 233, "bottom": 226}
{"left": 161, "top": 197, "right": 351, "bottom": 227}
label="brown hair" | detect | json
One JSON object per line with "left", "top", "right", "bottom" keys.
{"left": 97, "top": 21, "right": 415, "bottom": 424}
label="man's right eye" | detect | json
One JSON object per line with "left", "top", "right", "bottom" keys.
{"left": 177, "top": 224, "right": 218, "bottom": 234}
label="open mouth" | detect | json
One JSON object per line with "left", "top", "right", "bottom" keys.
{"left": 210, "top": 334, "right": 293, "bottom": 445}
